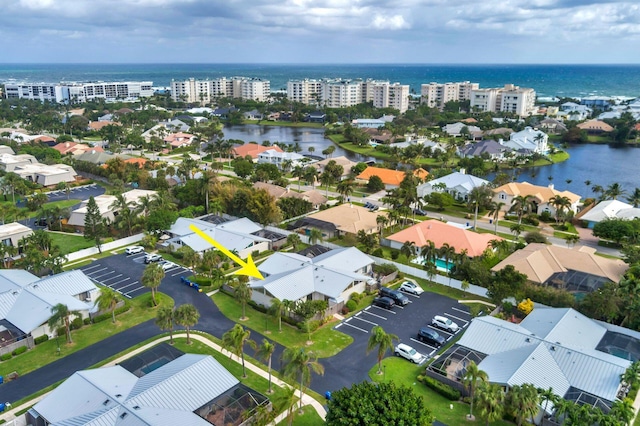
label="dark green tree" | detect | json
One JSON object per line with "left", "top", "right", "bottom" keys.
{"left": 84, "top": 196, "right": 107, "bottom": 253}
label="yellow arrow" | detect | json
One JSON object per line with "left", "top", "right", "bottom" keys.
{"left": 189, "top": 224, "right": 264, "bottom": 280}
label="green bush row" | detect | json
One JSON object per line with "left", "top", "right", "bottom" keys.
{"left": 34, "top": 335, "right": 49, "bottom": 345}
{"left": 420, "top": 375, "right": 461, "bottom": 401}
{"left": 91, "top": 304, "right": 131, "bottom": 324}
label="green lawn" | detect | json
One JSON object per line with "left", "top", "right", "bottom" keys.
{"left": 369, "top": 357, "right": 513, "bottom": 426}
{"left": 211, "top": 291, "right": 353, "bottom": 358}
{"left": 47, "top": 232, "right": 95, "bottom": 255}
{"left": 277, "top": 405, "right": 325, "bottom": 426}
{"left": 0, "top": 292, "right": 173, "bottom": 378}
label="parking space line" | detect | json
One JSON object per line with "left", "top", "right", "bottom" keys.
{"left": 106, "top": 277, "right": 131, "bottom": 287}
{"left": 116, "top": 281, "right": 140, "bottom": 292}
{"left": 362, "top": 310, "right": 388, "bottom": 320}
{"left": 85, "top": 267, "right": 108, "bottom": 276}
{"left": 371, "top": 306, "right": 396, "bottom": 315}
{"left": 352, "top": 315, "right": 378, "bottom": 326}
{"left": 101, "top": 274, "right": 123, "bottom": 283}
{"left": 123, "top": 288, "right": 141, "bottom": 298}
{"left": 92, "top": 270, "right": 117, "bottom": 280}
{"left": 400, "top": 292, "right": 421, "bottom": 299}
{"left": 428, "top": 325, "right": 454, "bottom": 337}
{"left": 130, "top": 253, "right": 147, "bottom": 259}
{"left": 451, "top": 307, "right": 471, "bottom": 316}
{"left": 340, "top": 321, "right": 368, "bottom": 333}
{"left": 445, "top": 312, "right": 469, "bottom": 324}
{"left": 171, "top": 269, "right": 187, "bottom": 277}
{"left": 410, "top": 338, "right": 438, "bottom": 350}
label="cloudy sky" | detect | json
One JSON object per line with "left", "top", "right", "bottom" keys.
{"left": 2, "top": 0, "right": 639, "bottom": 63}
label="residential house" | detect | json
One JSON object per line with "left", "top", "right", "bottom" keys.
{"left": 0, "top": 153, "right": 37, "bottom": 172}
{"left": 429, "top": 308, "right": 633, "bottom": 419}
{"left": 13, "top": 163, "right": 77, "bottom": 186}
{"left": 252, "top": 182, "right": 327, "bottom": 209}
{"left": 578, "top": 200, "right": 640, "bottom": 229}
{"left": 243, "top": 109, "right": 263, "bottom": 120}
{"left": 356, "top": 166, "right": 428, "bottom": 189}
{"left": 458, "top": 140, "right": 508, "bottom": 161}
{"left": 504, "top": 127, "right": 549, "bottom": 155}
{"left": 306, "top": 111, "right": 326, "bottom": 123}
{"left": 164, "top": 132, "right": 196, "bottom": 149}
{"left": 97, "top": 113, "right": 113, "bottom": 122}
{"left": 249, "top": 247, "right": 374, "bottom": 309}
{"left": 442, "top": 122, "right": 481, "bottom": 137}
{"left": 257, "top": 149, "right": 306, "bottom": 170}
{"left": 577, "top": 120, "right": 614, "bottom": 134}
{"left": 0, "top": 269, "right": 98, "bottom": 340}
{"left": 0, "top": 222, "right": 33, "bottom": 249}
{"left": 75, "top": 150, "right": 118, "bottom": 165}
{"left": 311, "top": 156, "right": 357, "bottom": 180}
{"left": 288, "top": 204, "right": 385, "bottom": 238}
{"left": 384, "top": 220, "right": 501, "bottom": 258}
{"left": 491, "top": 243, "right": 627, "bottom": 293}
{"left": 232, "top": 143, "right": 283, "bottom": 161}
{"left": 416, "top": 170, "right": 489, "bottom": 201}
{"left": 0, "top": 146, "right": 15, "bottom": 155}
{"left": 483, "top": 127, "right": 514, "bottom": 138}
{"left": 492, "top": 182, "right": 581, "bottom": 216}
{"left": 351, "top": 116, "right": 394, "bottom": 129}
{"left": 88, "top": 121, "right": 121, "bottom": 131}
{"left": 27, "top": 352, "right": 268, "bottom": 426}
{"left": 141, "top": 119, "right": 190, "bottom": 142}
{"left": 363, "top": 128, "right": 395, "bottom": 144}
{"left": 165, "top": 217, "right": 270, "bottom": 258}
{"left": 53, "top": 142, "right": 104, "bottom": 156}
{"left": 211, "top": 107, "right": 238, "bottom": 118}
{"left": 67, "top": 189, "right": 157, "bottom": 229}
{"left": 560, "top": 102, "right": 592, "bottom": 121}
{"left": 539, "top": 118, "right": 568, "bottom": 134}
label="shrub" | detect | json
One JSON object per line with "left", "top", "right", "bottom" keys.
{"left": 346, "top": 300, "right": 357, "bottom": 312}
{"left": 0, "top": 353, "right": 12, "bottom": 361}
{"left": 423, "top": 376, "right": 461, "bottom": 401}
{"left": 341, "top": 306, "right": 350, "bottom": 315}
{"left": 518, "top": 298, "right": 534, "bottom": 315}
{"left": 523, "top": 215, "right": 539, "bottom": 226}
{"left": 56, "top": 327, "right": 66, "bottom": 338}
{"left": 70, "top": 318, "right": 83, "bottom": 330}
{"left": 349, "top": 292, "right": 362, "bottom": 303}
{"left": 83, "top": 318, "right": 91, "bottom": 325}
{"left": 373, "top": 263, "right": 398, "bottom": 275}
{"left": 247, "top": 300, "right": 268, "bottom": 314}
{"left": 34, "top": 335, "right": 49, "bottom": 345}
{"left": 539, "top": 211, "right": 553, "bottom": 222}
{"left": 371, "top": 248, "right": 384, "bottom": 258}
{"left": 524, "top": 231, "right": 548, "bottom": 244}
{"left": 92, "top": 304, "right": 130, "bottom": 323}
{"left": 522, "top": 283, "right": 575, "bottom": 308}
{"left": 12, "top": 346, "right": 27, "bottom": 356}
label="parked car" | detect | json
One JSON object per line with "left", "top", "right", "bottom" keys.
{"left": 144, "top": 253, "right": 163, "bottom": 264}
{"left": 364, "top": 201, "right": 373, "bottom": 208}
{"left": 160, "top": 261, "right": 177, "bottom": 271}
{"left": 35, "top": 218, "right": 48, "bottom": 227}
{"left": 399, "top": 281, "right": 424, "bottom": 295}
{"left": 432, "top": 315, "right": 459, "bottom": 333}
{"left": 372, "top": 296, "right": 395, "bottom": 310}
{"left": 394, "top": 343, "right": 425, "bottom": 364}
{"left": 379, "top": 287, "right": 410, "bottom": 306}
{"left": 417, "top": 327, "right": 446, "bottom": 347}
{"left": 125, "top": 246, "right": 144, "bottom": 255}
{"left": 413, "top": 208, "right": 427, "bottom": 216}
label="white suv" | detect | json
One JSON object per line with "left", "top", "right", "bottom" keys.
{"left": 394, "top": 343, "right": 424, "bottom": 364}
{"left": 432, "top": 315, "right": 459, "bottom": 333}
{"left": 125, "top": 246, "right": 144, "bottom": 255}
{"left": 399, "top": 281, "right": 424, "bottom": 295}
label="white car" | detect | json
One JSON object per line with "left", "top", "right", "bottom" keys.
{"left": 399, "top": 281, "right": 424, "bottom": 295}
{"left": 125, "top": 246, "right": 144, "bottom": 255}
{"left": 394, "top": 343, "right": 424, "bottom": 364}
{"left": 160, "top": 261, "right": 177, "bottom": 271}
{"left": 432, "top": 315, "right": 459, "bottom": 333}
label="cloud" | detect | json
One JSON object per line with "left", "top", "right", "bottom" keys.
{"left": 0, "top": 0, "right": 639, "bottom": 63}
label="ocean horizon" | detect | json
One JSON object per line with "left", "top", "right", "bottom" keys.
{"left": 1, "top": 63, "right": 639, "bottom": 98}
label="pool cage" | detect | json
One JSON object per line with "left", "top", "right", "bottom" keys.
{"left": 596, "top": 331, "right": 640, "bottom": 362}
{"left": 545, "top": 270, "right": 610, "bottom": 294}
{"left": 427, "top": 345, "right": 486, "bottom": 382}
{"left": 195, "top": 383, "right": 270, "bottom": 426}
{"left": 118, "top": 343, "right": 185, "bottom": 377}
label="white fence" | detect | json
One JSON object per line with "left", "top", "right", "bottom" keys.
{"left": 65, "top": 233, "right": 144, "bottom": 262}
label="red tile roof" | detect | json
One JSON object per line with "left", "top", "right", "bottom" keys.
{"left": 357, "top": 166, "right": 428, "bottom": 186}
{"left": 233, "top": 144, "right": 283, "bottom": 159}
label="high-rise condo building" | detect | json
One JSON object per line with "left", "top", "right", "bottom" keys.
{"left": 420, "top": 81, "right": 479, "bottom": 110}
{"left": 3, "top": 81, "right": 154, "bottom": 103}
{"left": 170, "top": 77, "right": 271, "bottom": 103}
{"left": 470, "top": 84, "right": 536, "bottom": 117}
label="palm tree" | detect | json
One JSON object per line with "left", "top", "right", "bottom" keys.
{"left": 286, "top": 233, "right": 301, "bottom": 250}
{"left": 400, "top": 240, "right": 416, "bottom": 258}
{"left": 605, "top": 182, "right": 626, "bottom": 200}
{"left": 626, "top": 188, "right": 640, "bottom": 207}
{"left": 610, "top": 398, "right": 635, "bottom": 426}
{"left": 281, "top": 347, "right": 324, "bottom": 412}
{"left": 96, "top": 286, "right": 120, "bottom": 323}
{"left": 507, "top": 383, "right": 539, "bottom": 426}
{"left": 620, "top": 360, "right": 640, "bottom": 387}
{"left": 155, "top": 306, "right": 175, "bottom": 344}
{"left": 475, "top": 382, "right": 504, "bottom": 426}
{"left": 256, "top": 339, "right": 276, "bottom": 393}
{"left": 438, "top": 243, "right": 456, "bottom": 285}
{"left": 109, "top": 193, "right": 136, "bottom": 236}
{"left": 48, "top": 303, "right": 79, "bottom": 344}
{"left": 510, "top": 195, "right": 535, "bottom": 224}
{"left": 234, "top": 279, "right": 252, "bottom": 320}
{"left": 549, "top": 195, "right": 572, "bottom": 224}
{"left": 222, "top": 324, "right": 255, "bottom": 378}
{"left": 269, "top": 298, "right": 284, "bottom": 332}
{"left": 199, "top": 170, "right": 217, "bottom": 213}
{"left": 462, "top": 361, "right": 488, "bottom": 420}
{"left": 174, "top": 303, "right": 200, "bottom": 345}
{"left": 468, "top": 185, "right": 493, "bottom": 230}
{"left": 592, "top": 184, "right": 605, "bottom": 201}
{"left": 336, "top": 179, "right": 355, "bottom": 202}
{"left": 488, "top": 201, "right": 505, "bottom": 235}
{"left": 366, "top": 325, "right": 398, "bottom": 375}
{"left": 141, "top": 262, "right": 165, "bottom": 306}
{"left": 537, "top": 387, "right": 559, "bottom": 420}
{"left": 272, "top": 385, "right": 297, "bottom": 426}
{"left": 376, "top": 215, "right": 389, "bottom": 239}
{"left": 308, "top": 228, "right": 323, "bottom": 245}
{"left": 292, "top": 165, "right": 305, "bottom": 191}
{"left": 510, "top": 223, "right": 524, "bottom": 238}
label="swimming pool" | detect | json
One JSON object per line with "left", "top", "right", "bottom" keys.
{"left": 141, "top": 358, "right": 170, "bottom": 375}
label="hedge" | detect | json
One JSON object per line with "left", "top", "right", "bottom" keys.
{"left": 34, "top": 335, "right": 49, "bottom": 345}
{"left": 0, "top": 353, "right": 11, "bottom": 361}
{"left": 422, "top": 375, "right": 461, "bottom": 401}
{"left": 92, "top": 304, "right": 130, "bottom": 324}
{"left": 12, "top": 346, "right": 27, "bottom": 356}
{"left": 346, "top": 300, "right": 357, "bottom": 311}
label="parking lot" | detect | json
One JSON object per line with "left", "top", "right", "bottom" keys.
{"left": 80, "top": 250, "right": 191, "bottom": 299}
{"left": 334, "top": 287, "right": 471, "bottom": 361}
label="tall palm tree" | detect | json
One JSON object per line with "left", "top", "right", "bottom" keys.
{"left": 462, "top": 361, "right": 488, "bottom": 420}
{"left": 272, "top": 385, "right": 297, "bottom": 426}
{"left": 222, "top": 324, "right": 255, "bottom": 378}
{"left": 308, "top": 228, "right": 323, "bottom": 245}
{"left": 488, "top": 201, "right": 505, "bottom": 235}
{"left": 292, "top": 165, "right": 305, "bottom": 191}
{"left": 174, "top": 303, "right": 200, "bottom": 345}
{"left": 438, "top": 242, "right": 456, "bottom": 285}
{"left": 366, "top": 325, "right": 398, "bottom": 375}
{"left": 510, "top": 194, "right": 536, "bottom": 224}
{"left": 507, "top": 383, "right": 539, "bottom": 426}
{"left": 400, "top": 240, "right": 416, "bottom": 258}
{"left": 626, "top": 188, "right": 640, "bottom": 207}
{"left": 467, "top": 185, "right": 493, "bottom": 230}
{"left": 96, "top": 286, "right": 120, "bottom": 324}
{"left": 141, "top": 262, "right": 165, "bottom": 306}
{"left": 281, "top": 347, "right": 324, "bottom": 412}
{"left": 537, "top": 387, "right": 559, "bottom": 420}
{"left": 610, "top": 398, "right": 635, "bottom": 426}
{"left": 109, "top": 193, "right": 137, "bottom": 236}
{"left": 605, "top": 182, "right": 626, "bottom": 200}
{"left": 234, "top": 280, "right": 252, "bottom": 320}
{"left": 269, "top": 298, "right": 284, "bottom": 332}
{"left": 475, "top": 382, "right": 504, "bottom": 426}
{"left": 155, "top": 306, "right": 175, "bottom": 344}
{"left": 549, "top": 195, "right": 572, "bottom": 224}
{"left": 336, "top": 179, "right": 355, "bottom": 202}
{"left": 48, "top": 303, "right": 80, "bottom": 344}
{"left": 376, "top": 215, "right": 389, "bottom": 239}
{"left": 199, "top": 170, "right": 217, "bottom": 213}
{"left": 256, "top": 339, "right": 276, "bottom": 393}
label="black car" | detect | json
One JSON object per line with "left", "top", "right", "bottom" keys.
{"left": 413, "top": 208, "right": 427, "bottom": 216}
{"left": 417, "top": 327, "right": 446, "bottom": 347}
{"left": 372, "top": 296, "right": 395, "bottom": 310}
{"left": 379, "top": 287, "right": 410, "bottom": 306}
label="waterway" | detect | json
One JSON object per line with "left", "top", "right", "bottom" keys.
{"left": 224, "top": 124, "right": 640, "bottom": 195}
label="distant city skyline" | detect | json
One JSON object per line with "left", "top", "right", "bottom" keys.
{"left": 2, "top": 0, "right": 639, "bottom": 64}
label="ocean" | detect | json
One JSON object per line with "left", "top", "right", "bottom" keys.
{"left": 0, "top": 63, "right": 639, "bottom": 99}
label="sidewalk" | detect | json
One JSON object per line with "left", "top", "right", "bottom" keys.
{"left": 0, "top": 332, "right": 327, "bottom": 425}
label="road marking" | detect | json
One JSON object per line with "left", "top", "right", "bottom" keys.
{"left": 115, "top": 281, "right": 140, "bottom": 292}
{"left": 123, "top": 287, "right": 142, "bottom": 297}
{"left": 428, "top": 325, "right": 454, "bottom": 336}
{"left": 401, "top": 292, "right": 421, "bottom": 299}
{"left": 92, "top": 270, "right": 117, "bottom": 280}
{"left": 340, "top": 321, "right": 368, "bottom": 333}
{"left": 101, "top": 273, "right": 123, "bottom": 283}
{"left": 106, "top": 277, "right": 131, "bottom": 286}
{"left": 352, "top": 315, "right": 378, "bottom": 326}
{"left": 81, "top": 264, "right": 103, "bottom": 272}
{"left": 85, "top": 267, "right": 108, "bottom": 276}
{"left": 451, "top": 307, "right": 471, "bottom": 316}
{"left": 171, "top": 269, "right": 187, "bottom": 277}
{"left": 444, "top": 312, "right": 469, "bottom": 324}
{"left": 410, "top": 338, "right": 438, "bottom": 350}
{"left": 371, "top": 306, "right": 396, "bottom": 315}
{"left": 362, "top": 310, "right": 388, "bottom": 320}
